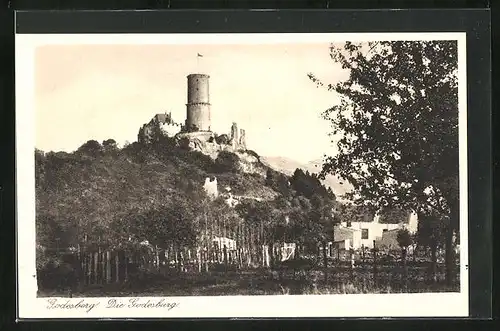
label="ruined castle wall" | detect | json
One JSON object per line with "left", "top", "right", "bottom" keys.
{"left": 230, "top": 122, "right": 239, "bottom": 142}
{"left": 204, "top": 177, "right": 218, "bottom": 198}
{"left": 239, "top": 129, "right": 246, "bottom": 149}
{"left": 159, "top": 122, "right": 181, "bottom": 137}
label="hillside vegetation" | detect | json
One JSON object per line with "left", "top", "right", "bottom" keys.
{"left": 35, "top": 133, "right": 343, "bottom": 265}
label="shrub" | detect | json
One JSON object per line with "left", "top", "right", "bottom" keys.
{"left": 214, "top": 151, "right": 240, "bottom": 173}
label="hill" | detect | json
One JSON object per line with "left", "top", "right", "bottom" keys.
{"left": 35, "top": 133, "right": 342, "bottom": 251}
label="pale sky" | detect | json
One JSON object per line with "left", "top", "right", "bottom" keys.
{"left": 35, "top": 43, "right": 348, "bottom": 163}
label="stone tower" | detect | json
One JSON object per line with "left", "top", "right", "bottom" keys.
{"left": 185, "top": 74, "right": 211, "bottom": 132}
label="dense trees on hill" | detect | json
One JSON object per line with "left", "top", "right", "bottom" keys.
{"left": 35, "top": 136, "right": 341, "bottom": 275}
{"left": 265, "top": 168, "right": 336, "bottom": 201}
{"left": 290, "top": 169, "right": 336, "bottom": 200}
{"left": 214, "top": 151, "right": 241, "bottom": 173}
{"left": 265, "top": 168, "right": 291, "bottom": 197}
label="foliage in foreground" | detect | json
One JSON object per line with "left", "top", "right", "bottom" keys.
{"left": 308, "top": 40, "right": 459, "bottom": 284}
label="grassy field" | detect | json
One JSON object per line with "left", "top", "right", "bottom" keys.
{"left": 38, "top": 264, "right": 459, "bottom": 297}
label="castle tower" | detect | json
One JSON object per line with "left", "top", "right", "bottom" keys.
{"left": 185, "top": 74, "right": 211, "bottom": 132}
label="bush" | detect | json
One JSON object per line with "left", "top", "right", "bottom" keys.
{"left": 214, "top": 151, "right": 240, "bottom": 173}
{"left": 76, "top": 140, "right": 103, "bottom": 157}
{"left": 37, "top": 253, "right": 79, "bottom": 291}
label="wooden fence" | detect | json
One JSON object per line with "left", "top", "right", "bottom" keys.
{"left": 37, "top": 240, "right": 456, "bottom": 294}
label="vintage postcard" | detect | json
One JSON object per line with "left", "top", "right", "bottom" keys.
{"left": 16, "top": 32, "right": 468, "bottom": 318}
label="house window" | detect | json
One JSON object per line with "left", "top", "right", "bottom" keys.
{"left": 361, "top": 229, "right": 369, "bottom": 239}
{"left": 383, "top": 229, "right": 388, "bottom": 233}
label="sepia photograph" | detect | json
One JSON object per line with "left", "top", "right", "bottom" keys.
{"left": 16, "top": 32, "right": 468, "bottom": 318}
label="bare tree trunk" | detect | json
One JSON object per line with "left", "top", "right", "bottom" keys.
{"left": 269, "top": 242, "right": 274, "bottom": 268}
{"left": 247, "top": 225, "right": 251, "bottom": 267}
{"left": 176, "top": 245, "right": 182, "bottom": 271}
{"left": 180, "top": 249, "right": 185, "bottom": 272}
{"left": 236, "top": 225, "right": 242, "bottom": 269}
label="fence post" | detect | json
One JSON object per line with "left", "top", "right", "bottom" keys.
{"left": 205, "top": 248, "right": 209, "bottom": 272}
{"left": 322, "top": 241, "right": 328, "bottom": 283}
{"left": 115, "top": 252, "right": 120, "bottom": 283}
{"left": 87, "top": 252, "right": 92, "bottom": 285}
{"left": 106, "top": 250, "right": 111, "bottom": 284}
{"left": 238, "top": 248, "right": 243, "bottom": 270}
{"left": 81, "top": 247, "right": 86, "bottom": 286}
{"left": 349, "top": 248, "right": 354, "bottom": 282}
{"left": 101, "top": 249, "right": 106, "bottom": 284}
{"left": 155, "top": 245, "right": 160, "bottom": 272}
{"left": 223, "top": 245, "right": 228, "bottom": 272}
{"left": 373, "top": 240, "right": 378, "bottom": 288}
{"left": 402, "top": 247, "right": 408, "bottom": 292}
{"left": 93, "top": 251, "right": 98, "bottom": 284}
{"left": 124, "top": 251, "right": 129, "bottom": 282}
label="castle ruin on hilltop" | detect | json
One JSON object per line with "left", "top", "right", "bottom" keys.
{"left": 138, "top": 73, "right": 247, "bottom": 153}
{"left": 138, "top": 72, "right": 266, "bottom": 202}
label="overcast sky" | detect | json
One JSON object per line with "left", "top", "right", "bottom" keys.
{"left": 35, "top": 42, "right": 349, "bottom": 163}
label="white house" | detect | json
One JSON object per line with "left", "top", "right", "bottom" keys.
{"left": 212, "top": 236, "right": 237, "bottom": 250}
{"left": 332, "top": 211, "right": 418, "bottom": 250}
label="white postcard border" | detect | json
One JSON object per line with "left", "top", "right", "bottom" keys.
{"left": 16, "top": 32, "right": 469, "bottom": 319}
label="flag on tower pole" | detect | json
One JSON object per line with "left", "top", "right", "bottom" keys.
{"left": 197, "top": 53, "right": 203, "bottom": 71}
